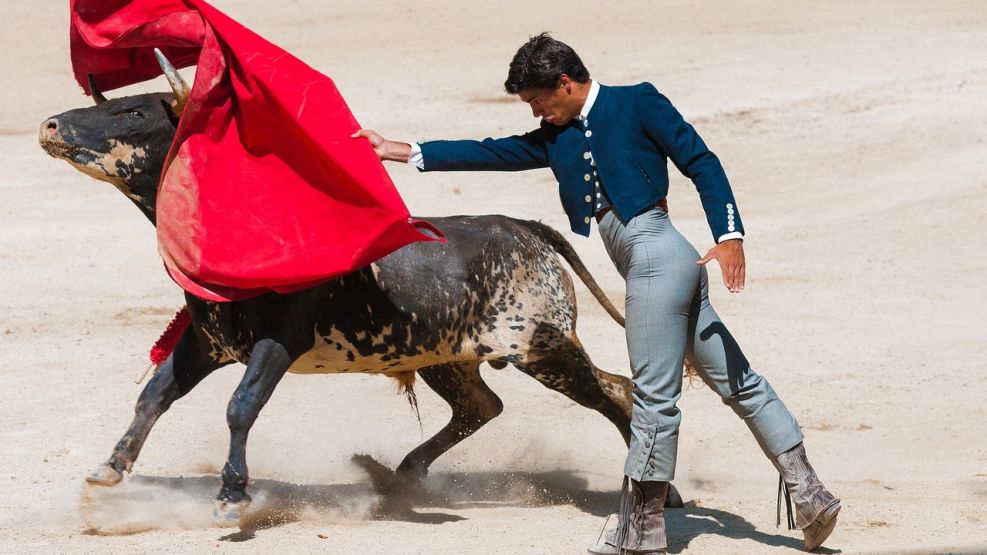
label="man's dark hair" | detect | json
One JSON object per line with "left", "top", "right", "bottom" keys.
{"left": 504, "top": 33, "right": 590, "bottom": 94}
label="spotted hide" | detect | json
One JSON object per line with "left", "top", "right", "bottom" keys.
{"left": 40, "top": 79, "right": 683, "bottom": 518}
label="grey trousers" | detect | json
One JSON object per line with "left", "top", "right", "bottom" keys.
{"left": 598, "top": 206, "right": 804, "bottom": 482}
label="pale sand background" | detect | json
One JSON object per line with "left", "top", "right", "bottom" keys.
{"left": 1, "top": 1, "right": 985, "bottom": 553}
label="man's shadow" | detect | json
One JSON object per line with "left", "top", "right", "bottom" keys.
{"left": 664, "top": 507, "right": 838, "bottom": 553}
{"left": 79, "top": 454, "right": 834, "bottom": 552}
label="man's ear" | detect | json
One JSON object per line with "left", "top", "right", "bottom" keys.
{"left": 559, "top": 73, "right": 572, "bottom": 93}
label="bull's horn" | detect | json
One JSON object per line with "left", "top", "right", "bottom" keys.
{"left": 153, "top": 48, "right": 190, "bottom": 112}
{"left": 87, "top": 74, "right": 107, "bottom": 105}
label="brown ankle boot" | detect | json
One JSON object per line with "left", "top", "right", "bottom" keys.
{"left": 588, "top": 479, "right": 668, "bottom": 554}
{"left": 773, "top": 443, "right": 841, "bottom": 551}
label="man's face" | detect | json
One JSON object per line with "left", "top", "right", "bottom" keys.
{"left": 518, "top": 76, "right": 581, "bottom": 126}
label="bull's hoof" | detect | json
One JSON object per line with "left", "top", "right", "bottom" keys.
{"left": 213, "top": 496, "right": 251, "bottom": 524}
{"left": 85, "top": 463, "right": 123, "bottom": 487}
{"left": 376, "top": 485, "right": 416, "bottom": 517}
{"left": 383, "top": 470, "right": 423, "bottom": 496}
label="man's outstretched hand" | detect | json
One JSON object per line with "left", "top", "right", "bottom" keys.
{"left": 697, "top": 239, "right": 746, "bottom": 293}
{"left": 351, "top": 129, "right": 412, "bottom": 163}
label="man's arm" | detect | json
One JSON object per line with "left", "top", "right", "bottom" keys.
{"left": 352, "top": 129, "right": 550, "bottom": 172}
{"left": 418, "top": 131, "right": 550, "bottom": 172}
{"left": 351, "top": 129, "right": 413, "bottom": 162}
{"left": 635, "top": 83, "right": 746, "bottom": 293}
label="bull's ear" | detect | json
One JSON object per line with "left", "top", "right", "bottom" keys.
{"left": 160, "top": 99, "right": 180, "bottom": 127}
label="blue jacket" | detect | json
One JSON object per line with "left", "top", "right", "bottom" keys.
{"left": 419, "top": 82, "right": 743, "bottom": 241}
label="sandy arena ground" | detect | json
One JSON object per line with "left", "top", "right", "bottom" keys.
{"left": 1, "top": 1, "right": 985, "bottom": 553}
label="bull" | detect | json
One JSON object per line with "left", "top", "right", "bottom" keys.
{"left": 39, "top": 52, "right": 683, "bottom": 519}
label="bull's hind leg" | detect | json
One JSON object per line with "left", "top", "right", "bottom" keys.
{"left": 517, "top": 330, "right": 685, "bottom": 507}
{"left": 215, "top": 338, "right": 292, "bottom": 520}
{"left": 518, "top": 330, "right": 633, "bottom": 445}
{"left": 88, "top": 328, "right": 224, "bottom": 486}
{"left": 393, "top": 362, "right": 503, "bottom": 484}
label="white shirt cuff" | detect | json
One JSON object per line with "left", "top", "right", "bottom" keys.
{"left": 717, "top": 231, "right": 744, "bottom": 243}
{"left": 408, "top": 143, "right": 424, "bottom": 169}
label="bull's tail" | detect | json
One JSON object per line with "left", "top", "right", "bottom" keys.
{"left": 516, "top": 219, "right": 625, "bottom": 327}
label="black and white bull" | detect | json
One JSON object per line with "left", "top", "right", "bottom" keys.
{"left": 39, "top": 53, "right": 682, "bottom": 518}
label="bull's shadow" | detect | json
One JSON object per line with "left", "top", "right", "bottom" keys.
{"left": 79, "top": 456, "right": 828, "bottom": 551}
{"left": 79, "top": 458, "right": 617, "bottom": 539}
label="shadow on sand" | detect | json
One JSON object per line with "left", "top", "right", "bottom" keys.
{"left": 664, "top": 508, "right": 839, "bottom": 554}
{"left": 79, "top": 454, "right": 834, "bottom": 552}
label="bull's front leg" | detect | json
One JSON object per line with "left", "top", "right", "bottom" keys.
{"left": 214, "top": 338, "right": 292, "bottom": 521}
{"left": 87, "top": 329, "right": 223, "bottom": 486}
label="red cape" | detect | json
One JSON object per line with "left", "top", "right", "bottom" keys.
{"left": 70, "top": 0, "right": 442, "bottom": 301}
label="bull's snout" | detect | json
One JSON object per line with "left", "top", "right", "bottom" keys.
{"left": 39, "top": 118, "right": 60, "bottom": 143}
{"left": 38, "top": 117, "right": 74, "bottom": 159}
{"left": 42, "top": 117, "right": 58, "bottom": 134}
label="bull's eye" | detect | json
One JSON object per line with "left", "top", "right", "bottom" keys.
{"left": 128, "top": 109, "right": 144, "bottom": 118}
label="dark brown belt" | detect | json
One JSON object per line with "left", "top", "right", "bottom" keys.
{"left": 595, "top": 198, "right": 668, "bottom": 223}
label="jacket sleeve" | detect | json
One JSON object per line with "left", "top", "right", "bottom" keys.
{"left": 636, "top": 82, "right": 744, "bottom": 242}
{"left": 419, "top": 128, "right": 550, "bottom": 172}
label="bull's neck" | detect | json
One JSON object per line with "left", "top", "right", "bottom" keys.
{"left": 125, "top": 172, "right": 160, "bottom": 226}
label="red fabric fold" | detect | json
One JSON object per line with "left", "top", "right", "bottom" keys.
{"left": 70, "top": 0, "right": 443, "bottom": 302}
